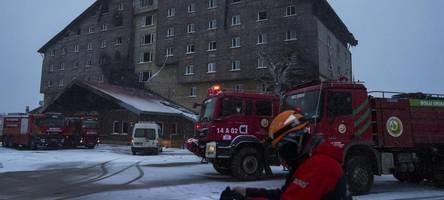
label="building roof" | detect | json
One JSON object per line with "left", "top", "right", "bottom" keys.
{"left": 37, "top": 0, "right": 103, "bottom": 53}
{"left": 313, "top": 0, "right": 358, "bottom": 46}
{"left": 42, "top": 81, "right": 198, "bottom": 122}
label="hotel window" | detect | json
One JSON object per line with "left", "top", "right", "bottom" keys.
{"left": 50, "top": 49, "right": 56, "bottom": 57}
{"left": 61, "top": 48, "right": 67, "bottom": 55}
{"left": 101, "top": 40, "right": 107, "bottom": 48}
{"left": 167, "top": 8, "right": 176, "bottom": 17}
{"left": 87, "top": 43, "right": 93, "bottom": 51}
{"left": 208, "top": 41, "right": 217, "bottom": 51}
{"left": 48, "top": 80, "right": 53, "bottom": 88}
{"left": 88, "top": 26, "right": 95, "bottom": 34}
{"left": 207, "top": 63, "right": 216, "bottom": 73}
{"left": 185, "top": 65, "right": 194, "bottom": 75}
{"left": 115, "top": 37, "right": 123, "bottom": 45}
{"left": 98, "top": 75, "right": 104, "bottom": 83}
{"left": 208, "top": 19, "right": 217, "bottom": 30}
{"left": 286, "top": 6, "right": 296, "bottom": 16}
{"left": 285, "top": 30, "right": 297, "bottom": 41}
{"left": 208, "top": 0, "right": 216, "bottom": 9}
{"left": 186, "top": 44, "right": 195, "bottom": 54}
{"left": 257, "top": 11, "right": 267, "bottom": 21}
{"left": 187, "top": 24, "right": 195, "bottom": 33}
{"left": 143, "top": 33, "right": 153, "bottom": 45}
{"left": 49, "top": 64, "right": 55, "bottom": 72}
{"left": 189, "top": 87, "right": 197, "bottom": 97}
{"left": 60, "top": 63, "right": 65, "bottom": 71}
{"left": 166, "top": 47, "right": 174, "bottom": 57}
{"left": 231, "top": 15, "right": 241, "bottom": 26}
{"left": 234, "top": 84, "right": 244, "bottom": 92}
{"left": 117, "top": 2, "right": 124, "bottom": 11}
{"left": 58, "top": 79, "right": 64, "bottom": 87}
{"left": 74, "top": 44, "right": 80, "bottom": 52}
{"left": 140, "top": 51, "right": 153, "bottom": 63}
{"left": 231, "top": 37, "right": 241, "bottom": 48}
{"left": 113, "top": 121, "right": 121, "bottom": 134}
{"left": 101, "top": 24, "right": 108, "bottom": 31}
{"left": 139, "top": 71, "right": 152, "bottom": 82}
{"left": 231, "top": 60, "right": 241, "bottom": 71}
{"left": 257, "top": 57, "right": 267, "bottom": 69}
{"left": 144, "top": 15, "right": 153, "bottom": 26}
{"left": 257, "top": 33, "right": 267, "bottom": 44}
{"left": 188, "top": 3, "right": 196, "bottom": 13}
{"left": 167, "top": 27, "right": 175, "bottom": 37}
{"left": 122, "top": 122, "right": 129, "bottom": 135}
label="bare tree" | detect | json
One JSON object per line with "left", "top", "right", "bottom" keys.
{"left": 257, "top": 46, "right": 317, "bottom": 97}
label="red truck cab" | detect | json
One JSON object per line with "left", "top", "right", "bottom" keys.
{"left": 284, "top": 81, "right": 444, "bottom": 195}
{"left": 2, "top": 113, "right": 66, "bottom": 149}
{"left": 187, "top": 85, "right": 280, "bottom": 179}
{"left": 65, "top": 116, "right": 99, "bottom": 149}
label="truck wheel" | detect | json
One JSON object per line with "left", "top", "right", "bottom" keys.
{"left": 213, "top": 160, "right": 232, "bottom": 175}
{"left": 231, "top": 147, "right": 263, "bottom": 180}
{"left": 346, "top": 156, "right": 374, "bottom": 195}
{"left": 86, "top": 144, "right": 96, "bottom": 149}
{"left": 132, "top": 150, "right": 137, "bottom": 155}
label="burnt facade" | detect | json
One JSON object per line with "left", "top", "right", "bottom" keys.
{"left": 38, "top": 0, "right": 135, "bottom": 104}
{"left": 38, "top": 0, "right": 356, "bottom": 111}
{"left": 155, "top": 0, "right": 357, "bottom": 109}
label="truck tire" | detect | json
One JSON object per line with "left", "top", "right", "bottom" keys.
{"left": 231, "top": 147, "right": 263, "bottom": 180}
{"left": 86, "top": 144, "right": 96, "bottom": 149}
{"left": 213, "top": 160, "right": 232, "bottom": 175}
{"left": 346, "top": 156, "right": 374, "bottom": 195}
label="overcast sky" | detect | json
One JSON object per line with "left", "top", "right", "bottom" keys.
{"left": 0, "top": 0, "right": 443, "bottom": 113}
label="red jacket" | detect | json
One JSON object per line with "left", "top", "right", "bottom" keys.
{"left": 246, "top": 143, "right": 346, "bottom": 200}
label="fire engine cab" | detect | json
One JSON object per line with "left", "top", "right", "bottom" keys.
{"left": 187, "top": 85, "right": 280, "bottom": 180}
{"left": 283, "top": 81, "right": 444, "bottom": 195}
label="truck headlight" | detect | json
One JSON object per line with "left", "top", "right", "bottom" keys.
{"left": 205, "top": 142, "right": 217, "bottom": 158}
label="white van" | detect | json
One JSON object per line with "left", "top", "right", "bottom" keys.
{"left": 131, "top": 122, "right": 162, "bottom": 155}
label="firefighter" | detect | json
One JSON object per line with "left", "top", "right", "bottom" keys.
{"left": 220, "top": 110, "right": 351, "bottom": 200}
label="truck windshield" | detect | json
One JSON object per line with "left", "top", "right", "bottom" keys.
{"left": 36, "top": 117, "right": 65, "bottom": 127}
{"left": 82, "top": 121, "right": 98, "bottom": 129}
{"left": 283, "top": 91, "right": 321, "bottom": 119}
{"left": 199, "top": 98, "right": 217, "bottom": 122}
{"left": 134, "top": 129, "right": 156, "bottom": 140}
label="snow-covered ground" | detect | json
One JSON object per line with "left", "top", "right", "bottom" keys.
{"left": 1, "top": 144, "right": 444, "bottom": 200}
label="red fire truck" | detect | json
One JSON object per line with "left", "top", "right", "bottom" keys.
{"left": 64, "top": 116, "right": 100, "bottom": 149}
{"left": 1, "top": 113, "right": 66, "bottom": 149}
{"left": 188, "top": 82, "right": 444, "bottom": 195}
{"left": 187, "top": 85, "right": 281, "bottom": 180}
{"left": 283, "top": 81, "right": 444, "bottom": 195}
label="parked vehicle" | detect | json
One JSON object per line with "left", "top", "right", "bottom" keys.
{"left": 283, "top": 81, "right": 444, "bottom": 195}
{"left": 65, "top": 116, "right": 100, "bottom": 149}
{"left": 186, "top": 85, "right": 280, "bottom": 180}
{"left": 2, "top": 113, "right": 65, "bottom": 149}
{"left": 131, "top": 122, "right": 163, "bottom": 155}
